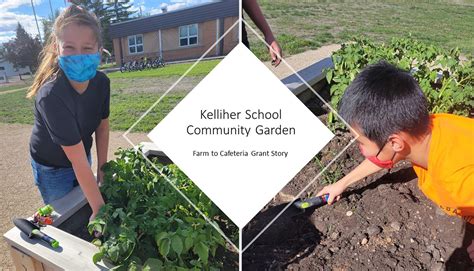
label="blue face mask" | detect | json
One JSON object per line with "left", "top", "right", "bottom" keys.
{"left": 58, "top": 52, "right": 101, "bottom": 83}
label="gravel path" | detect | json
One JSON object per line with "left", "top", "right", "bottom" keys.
{"left": 0, "top": 123, "right": 148, "bottom": 269}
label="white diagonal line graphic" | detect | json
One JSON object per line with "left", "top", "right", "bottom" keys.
{"left": 124, "top": 19, "right": 240, "bottom": 138}
{"left": 241, "top": 19, "right": 360, "bottom": 253}
{"left": 122, "top": 135, "right": 239, "bottom": 252}
{"left": 243, "top": 19, "right": 359, "bottom": 134}
{"left": 122, "top": 20, "right": 240, "bottom": 252}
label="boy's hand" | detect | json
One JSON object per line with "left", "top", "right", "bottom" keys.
{"left": 468, "top": 239, "right": 474, "bottom": 262}
{"left": 316, "top": 181, "right": 347, "bottom": 205}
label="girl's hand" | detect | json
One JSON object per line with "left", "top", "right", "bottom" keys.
{"left": 89, "top": 213, "right": 103, "bottom": 238}
{"left": 468, "top": 239, "right": 474, "bottom": 262}
{"left": 316, "top": 181, "right": 348, "bottom": 205}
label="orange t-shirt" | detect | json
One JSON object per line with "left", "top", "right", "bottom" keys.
{"left": 413, "top": 114, "right": 474, "bottom": 224}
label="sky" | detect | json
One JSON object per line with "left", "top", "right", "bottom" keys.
{"left": 0, "top": 0, "right": 215, "bottom": 44}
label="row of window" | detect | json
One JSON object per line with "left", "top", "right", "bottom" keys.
{"left": 128, "top": 24, "right": 198, "bottom": 54}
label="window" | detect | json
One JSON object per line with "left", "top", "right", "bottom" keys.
{"left": 128, "top": 34, "right": 143, "bottom": 54}
{"left": 179, "top": 24, "right": 198, "bottom": 47}
{"left": 0, "top": 66, "right": 5, "bottom": 71}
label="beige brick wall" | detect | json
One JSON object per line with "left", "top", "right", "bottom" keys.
{"left": 223, "top": 16, "right": 239, "bottom": 54}
{"left": 161, "top": 19, "right": 218, "bottom": 61}
{"left": 113, "top": 16, "right": 239, "bottom": 64}
{"left": 144, "top": 32, "right": 159, "bottom": 54}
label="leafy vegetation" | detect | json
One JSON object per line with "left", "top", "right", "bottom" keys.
{"left": 249, "top": 0, "right": 474, "bottom": 60}
{"left": 88, "top": 148, "right": 238, "bottom": 270}
{"left": 325, "top": 37, "right": 473, "bottom": 127}
{"left": 312, "top": 156, "right": 344, "bottom": 186}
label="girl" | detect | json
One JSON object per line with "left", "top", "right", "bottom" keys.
{"left": 28, "top": 5, "right": 109, "bottom": 220}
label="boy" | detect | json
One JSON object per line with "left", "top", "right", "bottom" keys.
{"left": 316, "top": 61, "right": 474, "bottom": 261}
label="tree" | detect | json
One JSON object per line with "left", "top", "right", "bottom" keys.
{"left": 2, "top": 23, "right": 42, "bottom": 73}
{"left": 70, "top": 0, "right": 114, "bottom": 53}
{"left": 106, "top": 0, "right": 137, "bottom": 24}
{"left": 41, "top": 9, "right": 60, "bottom": 45}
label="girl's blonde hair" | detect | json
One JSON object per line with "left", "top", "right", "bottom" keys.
{"left": 27, "top": 5, "right": 102, "bottom": 98}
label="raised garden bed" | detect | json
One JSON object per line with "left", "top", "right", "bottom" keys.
{"left": 242, "top": 132, "right": 474, "bottom": 270}
{"left": 281, "top": 56, "right": 333, "bottom": 104}
{"left": 3, "top": 185, "right": 112, "bottom": 270}
{"left": 243, "top": 40, "right": 474, "bottom": 270}
{"left": 3, "top": 143, "right": 238, "bottom": 270}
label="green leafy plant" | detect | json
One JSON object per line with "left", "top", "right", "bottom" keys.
{"left": 88, "top": 148, "right": 237, "bottom": 270}
{"left": 325, "top": 37, "right": 473, "bottom": 128}
{"left": 313, "top": 156, "right": 344, "bottom": 185}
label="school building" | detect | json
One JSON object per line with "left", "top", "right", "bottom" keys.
{"left": 108, "top": 0, "right": 239, "bottom": 65}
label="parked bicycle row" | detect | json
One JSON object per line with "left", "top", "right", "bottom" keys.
{"left": 120, "top": 56, "right": 166, "bottom": 72}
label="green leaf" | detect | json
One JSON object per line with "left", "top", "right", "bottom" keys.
{"left": 184, "top": 236, "right": 193, "bottom": 253}
{"left": 171, "top": 235, "right": 184, "bottom": 255}
{"left": 92, "top": 238, "right": 102, "bottom": 247}
{"left": 92, "top": 251, "right": 103, "bottom": 264}
{"left": 326, "top": 69, "right": 333, "bottom": 83}
{"left": 155, "top": 232, "right": 168, "bottom": 243}
{"left": 143, "top": 258, "right": 163, "bottom": 271}
{"left": 158, "top": 238, "right": 170, "bottom": 258}
{"left": 193, "top": 242, "right": 209, "bottom": 264}
{"left": 128, "top": 262, "right": 140, "bottom": 271}
{"left": 108, "top": 245, "right": 120, "bottom": 263}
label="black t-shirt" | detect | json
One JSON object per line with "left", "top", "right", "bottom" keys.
{"left": 30, "top": 71, "right": 110, "bottom": 168}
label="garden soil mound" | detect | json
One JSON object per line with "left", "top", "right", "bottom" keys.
{"left": 243, "top": 132, "right": 473, "bottom": 271}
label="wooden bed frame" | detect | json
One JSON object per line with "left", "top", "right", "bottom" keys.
{"left": 2, "top": 57, "right": 332, "bottom": 270}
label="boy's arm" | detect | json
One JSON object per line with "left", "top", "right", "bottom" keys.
{"left": 316, "top": 159, "right": 383, "bottom": 204}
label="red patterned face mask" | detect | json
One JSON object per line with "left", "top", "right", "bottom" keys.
{"left": 359, "top": 143, "right": 396, "bottom": 169}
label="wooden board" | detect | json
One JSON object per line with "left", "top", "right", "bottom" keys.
{"left": 4, "top": 223, "right": 113, "bottom": 270}
{"left": 9, "top": 246, "right": 49, "bottom": 271}
{"left": 50, "top": 186, "right": 88, "bottom": 227}
{"left": 281, "top": 57, "right": 333, "bottom": 100}
{"left": 140, "top": 142, "right": 173, "bottom": 164}
{"left": 140, "top": 141, "right": 166, "bottom": 157}
{"left": 3, "top": 183, "right": 113, "bottom": 270}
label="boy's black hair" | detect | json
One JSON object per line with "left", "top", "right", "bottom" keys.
{"left": 339, "top": 61, "right": 430, "bottom": 148}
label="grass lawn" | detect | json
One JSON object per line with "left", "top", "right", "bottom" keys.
{"left": 99, "top": 62, "right": 117, "bottom": 69}
{"left": 247, "top": 0, "right": 474, "bottom": 60}
{"left": 0, "top": 60, "right": 217, "bottom": 132}
{"left": 109, "top": 92, "right": 185, "bottom": 132}
{"left": 0, "top": 90, "right": 34, "bottom": 124}
{"left": 107, "top": 59, "right": 220, "bottom": 79}
{"left": 0, "top": 89, "right": 185, "bottom": 133}
{"left": 0, "top": 80, "right": 33, "bottom": 92}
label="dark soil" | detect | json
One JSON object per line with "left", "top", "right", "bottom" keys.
{"left": 243, "top": 131, "right": 474, "bottom": 271}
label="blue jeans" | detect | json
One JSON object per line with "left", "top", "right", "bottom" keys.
{"left": 31, "top": 154, "right": 92, "bottom": 204}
